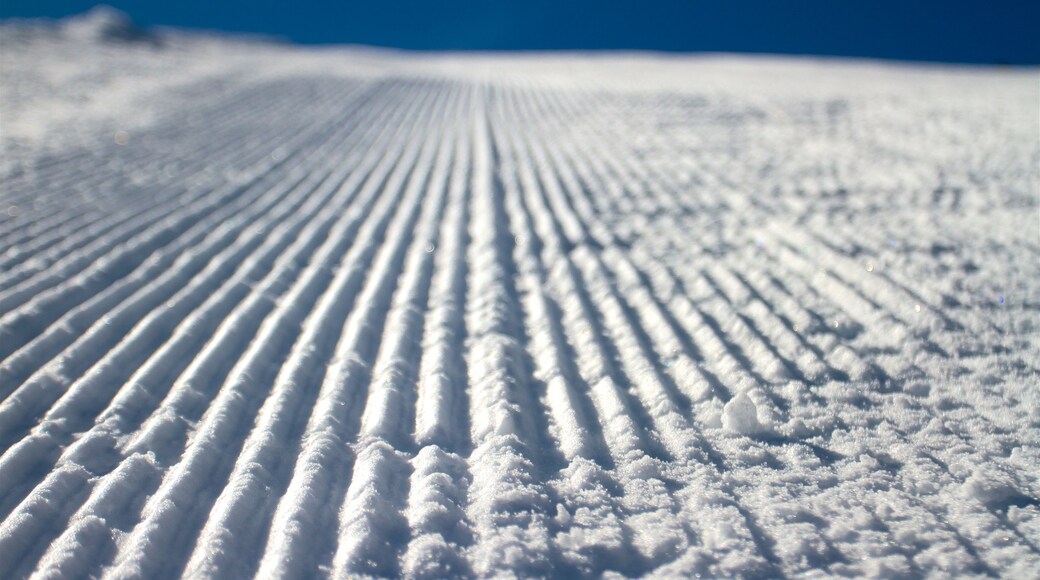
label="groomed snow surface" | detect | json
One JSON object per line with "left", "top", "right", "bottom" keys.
{"left": 2, "top": 13, "right": 1039, "bottom": 579}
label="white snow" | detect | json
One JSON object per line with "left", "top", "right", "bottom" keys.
{"left": 721, "top": 392, "right": 769, "bottom": 436}
{"left": 1, "top": 10, "right": 1039, "bottom": 579}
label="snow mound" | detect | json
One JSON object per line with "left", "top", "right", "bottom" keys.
{"left": 62, "top": 5, "right": 157, "bottom": 45}
{"left": 722, "top": 392, "right": 769, "bottom": 436}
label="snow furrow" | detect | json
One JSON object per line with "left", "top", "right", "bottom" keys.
{"left": 1, "top": 35, "right": 1037, "bottom": 578}
{"left": 102, "top": 82, "right": 447, "bottom": 580}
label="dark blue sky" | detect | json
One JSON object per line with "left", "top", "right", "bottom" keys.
{"left": 3, "top": 0, "right": 1038, "bottom": 64}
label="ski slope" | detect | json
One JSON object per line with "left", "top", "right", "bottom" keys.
{"left": 1, "top": 12, "right": 1039, "bottom": 579}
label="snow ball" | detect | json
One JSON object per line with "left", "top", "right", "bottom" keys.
{"left": 114, "top": 130, "right": 129, "bottom": 145}
{"left": 722, "top": 392, "right": 764, "bottom": 436}
{"left": 424, "top": 242, "right": 435, "bottom": 253}
{"left": 6, "top": 205, "right": 20, "bottom": 217}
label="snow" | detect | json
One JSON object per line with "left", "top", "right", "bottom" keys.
{"left": 721, "top": 392, "right": 769, "bottom": 436}
{"left": 1, "top": 10, "right": 1039, "bottom": 578}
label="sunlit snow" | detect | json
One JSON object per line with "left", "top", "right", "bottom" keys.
{"left": 1, "top": 8, "right": 1038, "bottom": 578}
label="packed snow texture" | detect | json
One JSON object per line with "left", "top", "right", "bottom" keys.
{"left": 1, "top": 12, "right": 1039, "bottom": 579}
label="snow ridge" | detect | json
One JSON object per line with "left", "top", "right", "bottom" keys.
{"left": 1, "top": 32, "right": 1039, "bottom": 578}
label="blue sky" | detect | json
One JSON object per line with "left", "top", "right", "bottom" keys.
{"left": 3, "top": 0, "right": 1038, "bottom": 64}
